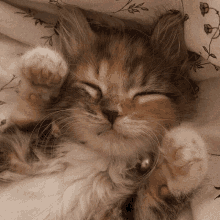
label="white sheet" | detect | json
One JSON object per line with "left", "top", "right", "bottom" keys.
{"left": 0, "top": 1, "right": 220, "bottom": 220}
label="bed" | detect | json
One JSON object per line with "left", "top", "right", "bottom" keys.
{"left": 0, "top": 0, "right": 220, "bottom": 219}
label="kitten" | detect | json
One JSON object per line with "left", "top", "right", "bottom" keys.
{"left": 0, "top": 7, "right": 208, "bottom": 220}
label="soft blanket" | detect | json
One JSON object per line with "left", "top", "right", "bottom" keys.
{"left": 0, "top": 1, "right": 220, "bottom": 220}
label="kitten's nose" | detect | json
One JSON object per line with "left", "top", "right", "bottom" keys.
{"left": 102, "top": 109, "right": 119, "bottom": 124}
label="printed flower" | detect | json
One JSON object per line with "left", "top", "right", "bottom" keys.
{"left": 200, "top": 2, "right": 209, "bottom": 16}
{"left": 184, "top": 14, "right": 189, "bottom": 21}
{"left": 204, "top": 24, "right": 213, "bottom": 34}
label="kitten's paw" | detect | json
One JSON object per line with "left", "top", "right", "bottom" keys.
{"left": 18, "top": 47, "right": 68, "bottom": 104}
{"left": 160, "top": 124, "right": 208, "bottom": 196}
{"left": 21, "top": 47, "right": 68, "bottom": 87}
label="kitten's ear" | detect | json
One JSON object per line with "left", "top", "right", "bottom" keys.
{"left": 151, "top": 11, "right": 188, "bottom": 63}
{"left": 57, "top": 6, "right": 95, "bottom": 58}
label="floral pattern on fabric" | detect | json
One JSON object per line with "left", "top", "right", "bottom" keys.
{"left": 1, "top": 1, "right": 220, "bottom": 220}
{"left": 200, "top": 2, "right": 220, "bottom": 60}
{"left": 113, "top": 0, "right": 149, "bottom": 14}
{"left": 15, "top": 9, "right": 59, "bottom": 46}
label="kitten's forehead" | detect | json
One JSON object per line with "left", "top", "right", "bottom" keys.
{"left": 80, "top": 60, "right": 130, "bottom": 97}
{"left": 73, "top": 36, "right": 171, "bottom": 96}
{"left": 97, "top": 60, "right": 109, "bottom": 94}
{"left": 74, "top": 59, "right": 168, "bottom": 99}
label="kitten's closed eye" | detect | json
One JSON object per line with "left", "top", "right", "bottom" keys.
{"left": 133, "top": 91, "right": 160, "bottom": 100}
{"left": 74, "top": 82, "right": 102, "bottom": 101}
{"left": 133, "top": 91, "right": 167, "bottom": 104}
{"left": 133, "top": 91, "right": 178, "bottom": 104}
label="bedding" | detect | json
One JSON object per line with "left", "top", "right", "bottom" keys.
{"left": 0, "top": 0, "right": 220, "bottom": 220}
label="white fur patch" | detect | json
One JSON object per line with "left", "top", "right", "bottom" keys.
{"left": 98, "top": 60, "right": 108, "bottom": 94}
{"left": 137, "top": 94, "right": 167, "bottom": 104}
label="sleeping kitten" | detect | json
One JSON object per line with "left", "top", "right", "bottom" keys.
{"left": 0, "top": 7, "right": 208, "bottom": 220}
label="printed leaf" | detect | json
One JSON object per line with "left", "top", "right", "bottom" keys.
{"left": 214, "top": 65, "right": 219, "bottom": 71}
{"left": 128, "top": 3, "right": 135, "bottom": 9}
{"left": 49, "top": 38, "right": 53, "bottom": 46}
{"left": 41, "top": 36, "right": 49, "bottom": 39}
{"left": 54, "top": 21, "right": 60, "bottom": 29}
{"left": 193, "top": 65, "right": 199, "bottom": 72}
{"left": 210, "top": 54, "right": 217, "bottom": 58}
{"left": 184, "top": 14, "right": 189, "bottom": 21}
{"left": 197, "top": 65, "right": 204, "bottom": 69}
{"left": 132, "top": 9, "right": 140, "bottom": 12}
{"left": 136, "top": 2, "right": 144, "bottom": 7}
{"left": 214, "top": 186, "right": 220, "bottom": 190}
{"left": 210, "top": 153, "right": 220, "bottom": 156}
{"left": 141, "top": 7, "right": 149, "bottom": 11}
{"left": 215, "top": 194, "right": 220, "bottom": 200}
{"left": 202, "top": 46, "right": 209, "bottom": 53}
{"left": 54, "top": 29, "right": 59, "bottom": 35}
{"left": 128, "top": 9, "right": 134, "bottom": 13}
{"left": 15, "top": 12, "right": 26, "bottom": 14}
{"left": 45, "top": 25, "right": 54, "bottom": 28}
{"left": 0, "top": 101, "right": 6, "bottom": 105}
{"left": 169, "top": 9, "right": 179, "bottom": 14}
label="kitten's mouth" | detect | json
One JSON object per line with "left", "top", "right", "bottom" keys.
{"left": 97, "top": 123, "right": 114, "bottom": 136}
{"left": 97, "top": 128, "right": 114, "bottom": 136}
{"left": 97, "top": 126, "right": 129, "bottom": 140}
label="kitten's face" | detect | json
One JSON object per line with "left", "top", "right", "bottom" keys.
{"left": 55, "top": 8, "right": 195, "bottom": 160}
{"left": 58, "top": 35, "right": 177, "bottom": 158}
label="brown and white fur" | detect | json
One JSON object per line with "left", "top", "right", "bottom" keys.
{"left": 0, "top": 7, "right": 208, "bottom": 220}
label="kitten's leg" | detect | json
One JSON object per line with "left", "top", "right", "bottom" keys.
{"left": 160, "top": 123, "right": 208, "bottom": 196}
{"left": 11, "top": 47, "right": 68, "bottom": 126}
{"left": 18, "top": 47, "right": 68, "bottom": 105}
{"left": 134, "top": 125, "right": 207, "bottom": 219}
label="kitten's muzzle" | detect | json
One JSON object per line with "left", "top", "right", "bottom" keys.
{"left": 101, "top": 109, "right": 119, "bottom": 124}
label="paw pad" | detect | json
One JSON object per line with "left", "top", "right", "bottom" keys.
{"left": 18, "top": 47, "right": 68, "bottom": 105}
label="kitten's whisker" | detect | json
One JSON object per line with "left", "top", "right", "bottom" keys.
{"left": 144, "top": 129, "right": 161, "bottom": 146}
{"left": 27, "top": 110, "right": 74, "bottom": 148}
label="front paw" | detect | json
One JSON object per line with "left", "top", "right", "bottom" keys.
{"left": 18, "top": 47, "right": 68, "bottom": 104}
{"left": 160, "top": 124, "right": 208, "bottom": 196}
